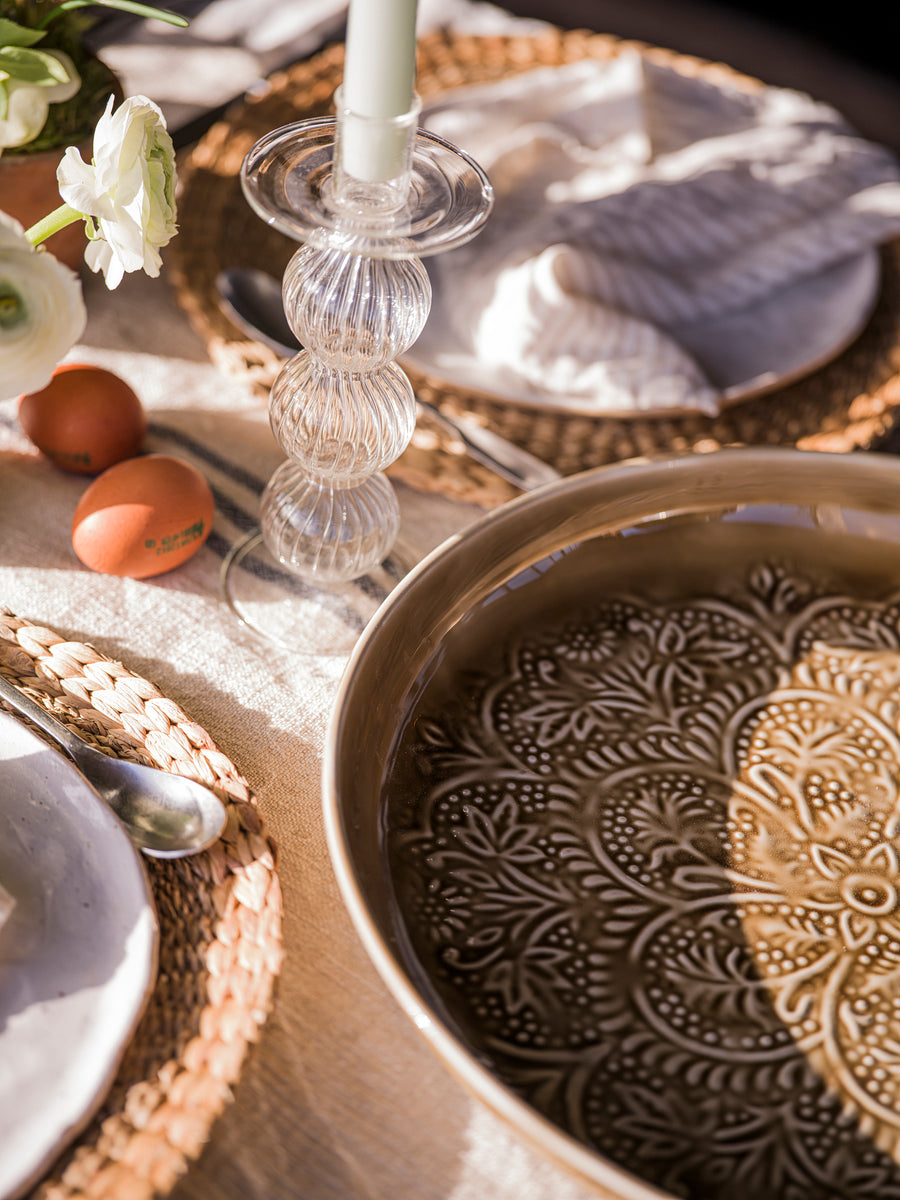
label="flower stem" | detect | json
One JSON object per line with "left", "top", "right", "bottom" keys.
{"left": 25, "top": 203, "right": 84, "bottom": 247}
{"left": 35, "top": 0, "right": 189, "bottom": 29}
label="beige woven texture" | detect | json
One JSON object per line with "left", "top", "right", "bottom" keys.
{"left": 0, "top": 612, "right": 283, "bottom": 1200}
{"left": 171, "top": 26, "right": 900, "bottom": 477}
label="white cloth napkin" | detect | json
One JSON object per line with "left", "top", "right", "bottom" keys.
{"left": 422, "top": 51, "right": 900, "bottom": 416}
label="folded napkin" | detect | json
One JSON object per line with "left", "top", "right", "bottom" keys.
{"left": 422, "top": 51, "right": 900, "bottom": 416}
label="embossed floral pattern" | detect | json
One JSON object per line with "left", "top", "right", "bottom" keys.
{"left": 387, "top": 559, "right": 900, "bottom": 1199}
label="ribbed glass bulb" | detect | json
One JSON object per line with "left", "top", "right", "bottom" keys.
{"left": 269, "top": 352, "right": 416, "bottom": 485}
{"left": 260, "top": 463, "right": 400, "bottom": 583}
{"left": 282, "top": 245, "right": 431, "bottom": 371}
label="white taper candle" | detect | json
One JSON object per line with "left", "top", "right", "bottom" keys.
{"left": 343, "top": 0, "right": 419, "bottom": 119}
{"left": 339, "top": 0, "right": 420, "bottom": 185}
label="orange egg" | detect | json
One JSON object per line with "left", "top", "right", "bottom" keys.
{"left": 71, "top": 454, "right": 215, "bottom": 579}
{"left": 19, "top": 363, "right": 146, "bottom": 475}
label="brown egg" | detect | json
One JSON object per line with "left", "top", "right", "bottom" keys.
{"left": 19, "top": 363, "right": 146, "bottom": 475}
{"left": 71, "top": 454, "right": 215, "bottom": 578}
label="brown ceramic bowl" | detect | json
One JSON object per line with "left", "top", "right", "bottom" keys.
{"left": 324, "top": 447, "right": 900, "bottom": 1199}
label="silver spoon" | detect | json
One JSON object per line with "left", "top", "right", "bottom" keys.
{"left": 0, "top": 673, "right": 227, "bottom": 858}
{"left": 215, "top": 267, "right": 561, "bottom": 493}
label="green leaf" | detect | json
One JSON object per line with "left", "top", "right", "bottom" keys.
{"left": 0, "top": 18, "right": 46, "bottom": 48}
{"left": 0, "top": 45, "right": 71, "bottom": 85}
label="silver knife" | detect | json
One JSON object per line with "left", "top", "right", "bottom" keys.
{"left": 415, "top": 399, "right": 560, "bottom": 492}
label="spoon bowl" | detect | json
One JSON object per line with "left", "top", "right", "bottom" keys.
{"left": 216, "top": 266, "right": 300, "bottom": 357}
{"left": 0, "top": 673, "right": 227, "bottom": 858}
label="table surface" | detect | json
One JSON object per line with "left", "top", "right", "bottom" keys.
{"left": 4, "top": 4, "right": 900, "bottom": 1199}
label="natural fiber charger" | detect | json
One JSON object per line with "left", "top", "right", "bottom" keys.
{"left": 0, "top": 610, "right": 282, "bottom": 1200}
{"left": 171, "top": 26, "right": 900, "bottom": 478}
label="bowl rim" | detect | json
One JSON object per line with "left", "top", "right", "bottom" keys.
{"left": 322, "top": 445, "right": 900, "bottom": 1195}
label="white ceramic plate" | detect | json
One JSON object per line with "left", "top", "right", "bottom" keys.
{"left": 0, "top": 710, "right": 158, "bottom": 1200}
{"left": 404, "top": 250, "right": 880, "bottom": 415}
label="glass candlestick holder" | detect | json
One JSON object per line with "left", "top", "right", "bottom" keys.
{"left": 221, "top": 92, "right": 493, "bottom": 654}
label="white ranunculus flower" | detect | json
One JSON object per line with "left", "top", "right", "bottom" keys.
{"left": 0, "top": 212, "right": 86, "bottom": 401}
{"left": 0, "top": 52, "right": 81, "bottom": 153}
{"left": 56, "top": 94, "right": 178, "bottom": 289}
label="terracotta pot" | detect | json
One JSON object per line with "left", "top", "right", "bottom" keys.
{"left": 0, "top": 141, "right": 89, "bottom": 272}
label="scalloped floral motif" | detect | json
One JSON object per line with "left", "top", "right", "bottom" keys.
{"left": 386, "top": 561, "right": 900, "bottom": 1199}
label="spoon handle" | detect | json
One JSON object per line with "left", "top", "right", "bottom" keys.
{"left": 0, "top": 673, "right": 87, "bottom": 766}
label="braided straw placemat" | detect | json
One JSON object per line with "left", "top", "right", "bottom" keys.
{"left": 171, "top": 26, "right": 900, "bottom": 480}
{"left": 0, "top": 609, "right": 282, "bottom": 1200}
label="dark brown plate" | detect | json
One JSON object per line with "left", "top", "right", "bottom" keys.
{"left": 325, "top": 447, "right": 900, "bottom": 1200}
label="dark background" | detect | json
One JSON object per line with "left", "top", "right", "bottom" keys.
{"left": 506, "top": 0, "right": 899, "bottom": 151}
{"left": 720, "top": 1, "right": 894, "bottom": 79}
{"left": 508, "top": 0, "right": 896, "bottom": 80}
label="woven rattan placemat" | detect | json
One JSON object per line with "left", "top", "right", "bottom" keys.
{"left": 0, "top": 610, "right": 282, "bottom": 1200}
{"left": 171, "top": 26, "right": 900, "bottom": 481}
